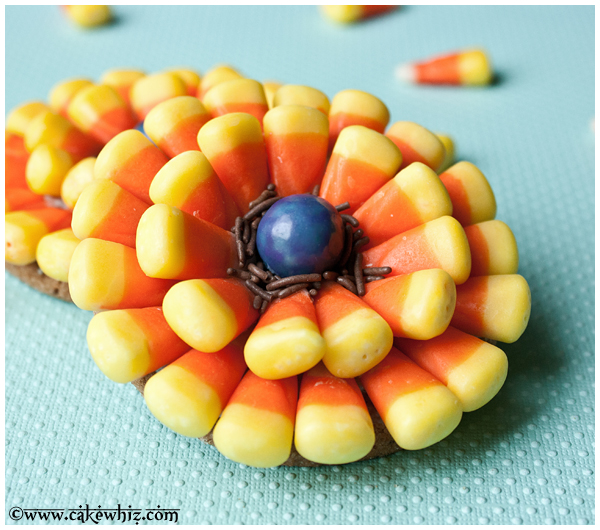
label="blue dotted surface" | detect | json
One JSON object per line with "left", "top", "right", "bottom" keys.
{"left": 5, "top": 5, "right": 594, "bottom": 525}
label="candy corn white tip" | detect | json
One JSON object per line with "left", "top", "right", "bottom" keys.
{"left": 395, "top": 63, "right": 416, "bottom": 83}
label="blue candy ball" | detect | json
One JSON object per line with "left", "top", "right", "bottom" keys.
{"left": 256, "top": 194, "right": 345, "bottom": 277}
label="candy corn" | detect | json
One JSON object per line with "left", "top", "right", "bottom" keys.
{"left": 36, "top": 228, "right": 80, "bottom": 282}
{"left": 328, "top": 89, "right": 390, "bottom": 150}
{"left": 202, "top": 78, "right": 269, "bottom": 125}
{"left": 244, "top": 290, "right": 326, "bottom": 379}
{"left": 435, "top": 133, "right": 455, "bottom": 173}
{"left": 149, "top": 151, "right": 240, "bottom": 229}
{"left": 5, "top": 187, "right": 47, "bottom": 213}
{"left": 262, "top": 81, "right": 282, "bottom": 109}
{"left": 144, "top": 96, "right": 210, "bottom": 158}
{"left": 63, "top": 5, "right": 112, "bottom": 27}
{"left": 6, "top": 101, "right": 49, "bottom": 136}
{"left": 68, "top": 238, "right": 176, "bottom": 311}
{"left": 363, "top": 269, "right": 456, "bottom": 340}
{"left": 5, "top": 208, "right": 72, "bottom": 265}
{"left": 162, "top": 278, "right": 259, "bottom": 353}
{"left": 197, "top": 113, "right": 270, "bottom": 214}
{"left": 360, "top": 347, "right": 462, "bottom": 450}
{"left": 272, "top": 85, "right": 330, "bottom": 115}
{"left": 439, "top": 161, "right": 497, "bottom": 226}
{"left": 395, "top": 326, "right": 508, "bottom": 412}
{"left": 165, "top": 67, "right": 201, "bottom": 96}
{"left": 25, "top": 145, "right": 74, "bottom": 196}
{"left": 314, "top": 282, "right": 393, "bottom": 378}
{"left": 94, "top": 129, "right": 169, "bottom": 204}
{"left": 87, "top": 306, "right": 191, "bottom": 384}
{"left": 24, "top": 109, "right": 101, "bottom": 160}
{"left": 321, "top": 5, "right": 398, "bottom": 24}
{"left": 67, "top": 84, "right": 137, "bottom": 144}
{"left": 465, "top": 220, "right": 519, "bottom": 276}
{"left": 60, "top": 157, "right": 96, "bottom": 209}
{"left": 130, "top": 72, "right": 188, "bottom": 121}
{"left": 48, "top": 78, "right": 93, "bottom": 117}
{"left": 263, "top": 105, "right": 329, "bottom": 197}
{"left": 386, "top": 121, "right": 446, "bottom": 172}
{"left": 72, "top": 179, "right": 149, "bottom": 248}
{"left": 319, "top": 125, "right": 402, "bottom": 213}
{"left": 362, "top": 215, "right": 472, "bottom": 285}
{"left": 5, "top": 133, "right": 31, "bottom": 189}
{"left": 451, "top": 274, "right": 531, "bottom": 343}
{"left": 197, "top": 65, "right": 243, "bottom": 99}
{"left": 144, "top": 341, "right": 247, "bottom": 438}
{"left": 213, "top": 372, "right": 298, "bottom": 467}
{"left": 136, "top": 204, "right": 237, "bottom": 280}
{"left": 294, "top": 363, "right": 375, "bottom": 465}
{"left": 396, "top": 49, "right": 493, "bottom": 86}
{"left": 100, "top": 69, "right": 146, "bottom": 105}
{"left": 353, "top": 161, "right": 453, "bottom": 249}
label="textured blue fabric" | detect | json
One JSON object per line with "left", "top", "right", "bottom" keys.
{"left": 5, "top": 5, "right": 594, "bottom": 525}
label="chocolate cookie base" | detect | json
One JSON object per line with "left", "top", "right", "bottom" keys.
{"left": 6, "top": 262, "right": 72, "bottom": 302}
{"left": 132, "top": 372, "right": 401, "bottom": 467}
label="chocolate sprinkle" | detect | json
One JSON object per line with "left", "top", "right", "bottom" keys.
{"left": 363, "top": 267, "right": 392, "bottom": 275}
{"left": 335, "top": 201, "right": 350, "bottom": 212}
{"left": 354, "top": 253, "right": 365, "bottom": 296}
{"left": 341, "top": 213, "right": 359, "bottom": 227}
{"left": 266, "top": 273, "right": 322, "bottom": 291}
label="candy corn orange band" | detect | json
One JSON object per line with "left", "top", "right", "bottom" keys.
{"left": 298, "top": 363, "right": 366, "bottom": 409}
{"left": 226, "top": 371, "right": 298, "bottom": 421}
{"left": 159, "top": 115, "right": 207, "bottom": 156}
{"left": 174, "top": 344, "right": 248, "bottom": 408}
{"left": 204, "top": 278, "right": 259, "bottom": 333}
{"left": 254, "top": 289, "right": 319, "bottom": 330}
{"left": 5, "top": 134, "right": 30, "bottom": 189}
{"left": 209, "top": 102, "right": 268, "bottom": 123}
{"left": 5, "top": 187, "right": 46, "bottom": 212}
{"left": 314, "top": 281, "right": 371, "bottom": 329}
{"left": 415, "top": 54, "right": 462, "bottom": 85}
{"left": 439, "top": 171, "right": 471, "bottom": 224}
{"left": 85, "top": 106, "right": 137, "bottom": 145}
{"left": 464, "top": 223, "right": 490, "bottom": 275}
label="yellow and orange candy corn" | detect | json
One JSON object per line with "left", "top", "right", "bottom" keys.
{"left": 144, "top": 341, "right": 247, "bottom": 438}
{"left": 162, "top": 278, "right": 259, "bottom": 353}
{"left": 263, "top": 105, "right": 329, "bottom": 197}
{"left": 60, "top": 157, "right": 96, "bottom": 209}
{"left": 67, "top": 84, "right": 137, "bottom": 144}
{"left": 451, "top": 274, "right": 531, "bottom": 343}
{"left": 87, "top": 306, "right": 191, "bottom": 384}
{"left": 362, "top": 215, "right": 472, "bottom": 285}
{"left": 144, "top": 96, "right": 210, "bottom": 158}
{"left": 321, "top": 5, "right": 398, "bottom": 24}
{"left": 436, "top": 133, "right": 455, "bottom": 173}
{"left": 68, "top": 238, "right": 176, "bottom": 311}
{"left": 262, "top": 80, "right": 282, "bottom": 109}
{"left": 197, "top": 65, "right": 243, "bottom": 99}
{"left": 25, "top": 145, "right": 75, "bottom": 196}
{"left": 319, "top": 125, "right": 402, "bottom": 213}
{"left": 361, "top": 346, "right": 462, "bottom": 450}
{"left": 363, "top": 269, "right": 456, "bottom": 340}
{"left": 395, "top": 326, "right": 508, "bottom": 412}
{"left": 24, "top": 109, "right": 102, "bottom": 160}
{"left": 72, "top": 179, "right": 149, "bottom": 248}
{"left": 94, "top": 129, "right": 168, "bottom": 204}
{"left": 149, "top": 151, "right": 240, "bottom": 230}
{"left": 36, "top": 228, "right": 80, "bottom": 282}
{"left": 244, "top": 289, "right": 326, "bottom": 379}
{"left": 213, "top": 372, "right": 298, "bottom": 467}
{"left": 272, "top": 85, "right": 330, "bottom": 115}
{"left": 100, "top": 69, "right": 146, "bottom": 105}
{"left": 203, "top": 78, "right": 269, "bottom": 125}
{"left": 48, "top": 78, "right": 93, "bottom": 117}
{"left": 129, "top": 72, "right": 188, "bottom": 121}
{"left": 6, "top": 101, "right": 49, "bottom": 137}
{"left": 439, "top": 161, "right": 497, "bottom": 226}
{"left": 63, "top": 5, "right": 112, "bottom": 27}
{"left": 165, "top": 67, "right": 201, "bottom": 97}
{"left": 5, "top": 187, "right": 47, "bottom": 213}
{"left": 6, "top": 133, "right": 31, "bottom": 190}
{"left": 353, "top": 161, "right": 453, "bottom": 249}
{"left": 314, "top": 282, "right": 393, "bottom": 378}
{"left": 465, "top": 220, "right": 519, "bottom": 276}
{"left": 386, "top": 121, "right": 447, "bottom": 172}
{"left": 328, "top": 89, "right": 390, "bottom": 151}
{"left": 5, "top": 208, "right": 72, "bottom": 265}
{"left": 197, "top": 113, "right": 270, "bottom": 214}
{"left": 294, "top": 362, "right": 375, "bottom": 465}
{"left": 396, "top": 49, "right": 493, "bottom": 86}
{"left": 136, "top": 204, "right": 237, "bottom": 280}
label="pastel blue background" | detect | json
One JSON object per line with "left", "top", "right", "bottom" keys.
{"left": 5, "top": 5, "right": 594, "bottom": 525}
